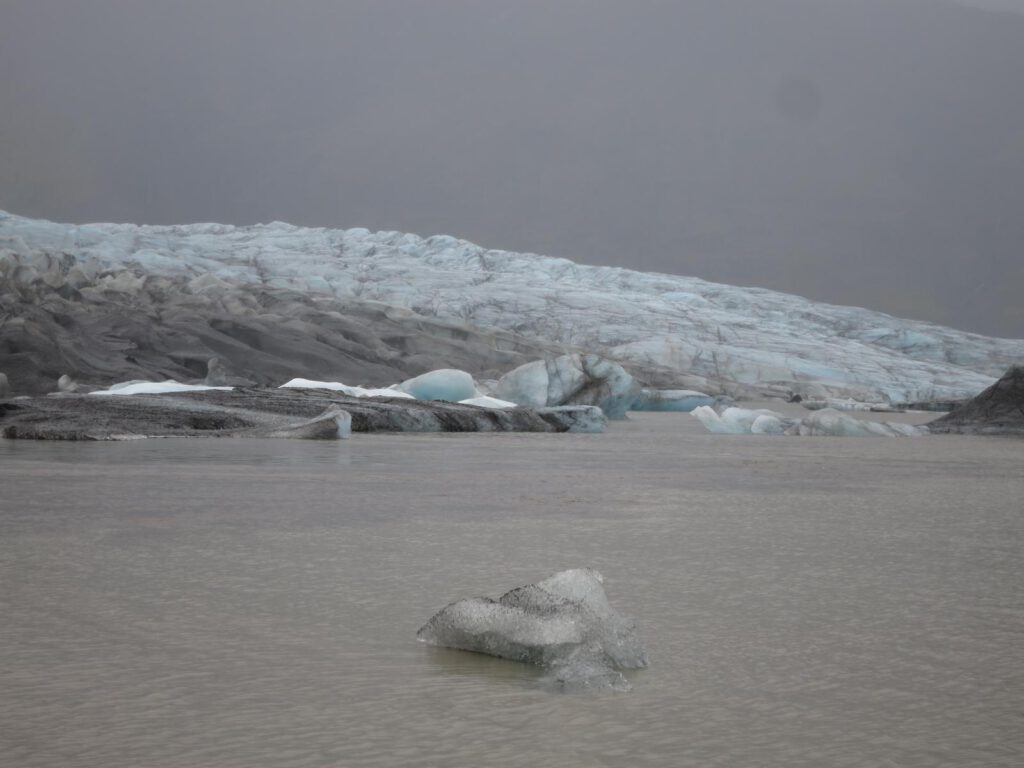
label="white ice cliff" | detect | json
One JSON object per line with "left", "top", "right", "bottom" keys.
{"left": 3, "top": 210, "right": 1022, "bottom": 403}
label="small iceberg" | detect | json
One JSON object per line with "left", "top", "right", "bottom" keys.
{"left": 417, "top": 568, "right": 647, "bottom": 692}
{"left": 691, "top": 405, "right": 927, "bottom": 437}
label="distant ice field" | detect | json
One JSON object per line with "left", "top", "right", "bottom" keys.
{"left": 3, "top": 210, "right": 1023, "bottom": 403}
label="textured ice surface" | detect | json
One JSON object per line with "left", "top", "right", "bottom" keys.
{"left": 692, "top": 405, "right": 927, "bottom": 437}
{"left": 4, "top": 210, "right": 1022, "bottom": 402}
{"left": 630, "top": 388, "right": 717, "bottom": 412}
{"left": 417, "top": 569, "right": 646, "bottom": 692}
{"left": 397, "top": 369, "right": 478, "bottom": 402}
{"left": 497, "top": 354, "right": 639, "bottom": 419}
{"left": 279, "top": 378, "right": 413, "bottom": 399}
{"left": 90, "top": 380, "right": 233, "bottom": 396}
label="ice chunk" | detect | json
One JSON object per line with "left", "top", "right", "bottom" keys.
{"left": 630, "top": 388, "right": 717, "bottom": 412}
{"left": 494, "top": 359, "right": 550, "bottom": 408}
{"left": 397, "top": 369, "right": 478, "bottom": 402}
{"left": 458, "top": 395, "right": 517, "bottom": 409}
{"left": 796, "top": 408, "right": 927, "bottom": 437}
{"left": 692, "top": 404, "right": 926, "bottom": 437}
{"left": 90, "top": 380, "right": 233, "bottom": 396}
{"left": 691, "top": 405, "right": 792, "bottom": 434}
{"left": 417, "top": 568, "right": 647, "bottom": 692}
{"left": 496, "top": 354, "right": 639, "bottom": 419}
{"left": 279, "top": 378, "right": 413, "bottom": 399}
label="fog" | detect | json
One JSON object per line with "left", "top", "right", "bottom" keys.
{"left": 2, "top": 0, "right": 1022, "bottom": 336}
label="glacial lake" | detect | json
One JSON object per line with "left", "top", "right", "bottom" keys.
{"left": 2, "top": 410, "right": 1022, "bottom": 767}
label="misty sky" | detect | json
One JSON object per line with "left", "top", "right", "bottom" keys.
{"left": 2, "top": 0, "right": 1023, "bottom": 337}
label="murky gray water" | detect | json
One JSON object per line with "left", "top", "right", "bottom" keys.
{"left": 2, "top": 412, "right": 1023, "bottom": 767}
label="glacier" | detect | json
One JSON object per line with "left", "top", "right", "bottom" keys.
{"left": 3, "top": 210, "right": 1023, "bottom": 403}
{"left": 417, "top": 569, "right": 647, "bottom": 692}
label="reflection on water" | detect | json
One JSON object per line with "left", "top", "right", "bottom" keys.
{"left": 1, "top": 413, "right": 1023, "bottom": 767}
{"left": 422, "top": 645, "right": 543, "bottom": 685}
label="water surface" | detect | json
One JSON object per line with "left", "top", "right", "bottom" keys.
{"left": 2, "top": 413, "right": 1022, "bottom": 767}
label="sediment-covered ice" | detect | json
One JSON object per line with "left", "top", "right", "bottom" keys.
{"left": 397, "top": 369, "right": 478, "bottom": 402}
{"left": 417, "top": 569, "right": 647, "bottom": 692}
{"left": 496, "top": 354, "right": 639, "bottom": 419}
{"left": 90, "top": 380, "right": 233, "bottom": 396}
{"left": 691, "top": 405, "right": 927, "bottom": 437}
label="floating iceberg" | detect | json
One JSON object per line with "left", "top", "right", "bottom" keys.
{"left": 496, "top": 354, "right": 639, "bottom": 419}
{"left": 397, "top": 369, "right": 478, "bottom": 402}
{"left": 691, "top": 405, "right": 795, "bottom": 435}
{"left": 691, "top": 405, "right": 927, "bottom": 437}
{"left": 417, "top": 569, "right": 647, "bottom": 692}
{"left": 795, "top": 408, "right": 926, "bottom": 437}
{"left": 629, "top": 388, "right": 717, "bottom": 412}
{"left": 90, "top": 380, "right": 234, "bottom": 396}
